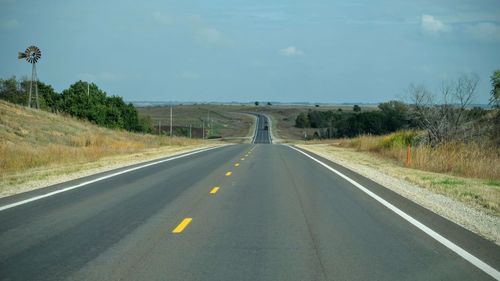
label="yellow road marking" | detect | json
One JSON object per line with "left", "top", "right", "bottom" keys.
{"left": 241, "top": 158, "right": 245, "bottom": 161}
{"left": 234, "top": 163, "right": 240, "bottom": 167}
{"left": 225, "top": 171, "right": 232, "bottom": 176}
{"left": 245, "top": 154, "right": 249, "bottom": 157}
{"left": 172, "top": 218, "right": 192, "bottom": 233}
{"left": 210, "top": 186, "right": 220, "bottom": 194}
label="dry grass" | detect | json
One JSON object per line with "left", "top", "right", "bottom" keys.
{"left": 0, "top": 100, "right": 209, "bottom": 178}
{"left": 337, "top": 131, "right": 500, "bottom": 180}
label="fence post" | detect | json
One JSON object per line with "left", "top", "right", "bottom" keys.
{"left": 406, "top": 144, "right": 412, "bottom": 167}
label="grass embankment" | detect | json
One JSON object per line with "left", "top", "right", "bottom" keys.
{"left": 304, "top": 131, "right": 500, "bottom": 216}
{"left": 0, "top": 100, "right": 216, "bottom": 195}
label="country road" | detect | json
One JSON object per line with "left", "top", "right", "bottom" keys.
{"left": 0, "top": 115, "right": 499, "bottom": 281}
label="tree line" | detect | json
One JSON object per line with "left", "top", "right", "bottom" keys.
{"left": 296, "top": 72, "right": 499, "bottom": 145}
{"left": 0, "top": 77, "right": 152, "bottom": 133}
{"left": 295, "top": 101, "right": 414, "bottom": 138}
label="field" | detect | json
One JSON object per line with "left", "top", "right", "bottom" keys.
{"left": 137, "top": 104, "right": 254, "bottom": 140}
{"left": 137, "top": 103, "right": 372, "bottom": 141}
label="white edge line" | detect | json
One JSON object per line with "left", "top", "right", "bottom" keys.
{"left": 251, "top": 114, "right": 259, "bottom": 144}
{"left": 0, "top": 145, "right": 229, "bottom": 212}
{"left": 286, "top": 145, "right": 500, "bottom": 280}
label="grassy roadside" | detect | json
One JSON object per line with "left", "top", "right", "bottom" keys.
{"left": 296, "top": 141, "right": 499, "bottom": 217}
{"left": 0, "top": 101, "right": 223, "bottom": 196}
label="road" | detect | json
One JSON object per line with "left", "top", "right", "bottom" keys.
{"left": 252, "top": 113, "right": 272, "bottom": 144}
{"left": 0, "top": 115, "right": 499, "bottom": 280}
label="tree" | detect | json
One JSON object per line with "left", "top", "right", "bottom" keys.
{"left": 490, "top": 70, "right": 500, "bottom": 108}
{"left": 267, "top": 102, "right": 272, "bottom": 106}
{"left": 378, "top": 100, "right": 409, "bottom": 131}
{"left": 408, "top": 73, "right": 479, "bottom": 144}
{"left": 0, "top": 77, "right": 25, "bottom": 105}
{"left": 295, "top": 112, "right": 310, "bottom": 128}
{"left": 353, "top": 104, "right": 361, "bottom": 112}
{"left": 254, "top": 101, "right": 259, "bottom": 106}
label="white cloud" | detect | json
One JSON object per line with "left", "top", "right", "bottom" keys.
{"left": 279, "top": 46, "right": 304, "bottom": 56}
{"left": 187, "top": 15, "right": 225, "bottom": 46}
{"left": 465, "top": 22, "right": 500, "bottom": 42}
{"left": 1, "top": 19, "right": 18, "bottom": 30}
{"left": 421, "top": 14, "right": 451, "bottom": 34}
{"left": 179, "top": 71, "right": 200, "bottom": 80}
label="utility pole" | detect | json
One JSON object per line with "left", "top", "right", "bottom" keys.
{"left": 207, "top": 110, "right": 210, "bottom": 138}
{"left": 170, "top": 106, "right": 173, "bottom": 137}
{"left": 189, "top": 124, "right": 192, "bottom": 138}
{"left": 158, "top": 120, "right": 161, "bottom": 135}
{"left": 202, "top": 121, "right": 205, "bottom": 139}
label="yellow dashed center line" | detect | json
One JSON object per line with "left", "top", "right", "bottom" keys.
{"left": 210, "top": 186, "right": 220, "bottom": 194}
{"left": 241, "top": 158, "right": 245, "bottom": 161}
{"left": 225, "top": 171, "right": 232, "bottom": 176}
{"left": 234, "top": 163, "right": 240, "bottom": 167}
{"left": 172, "top": 218, "right": 192, "bottom": 233}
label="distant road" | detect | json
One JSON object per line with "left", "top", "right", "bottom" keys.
{"left": 0, "top": 115, "right": 499, "bottom": 280}
{"left": 252, "top": 114, "right": 272, "bottom": 144}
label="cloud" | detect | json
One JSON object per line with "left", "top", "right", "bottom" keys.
{"left": 421, "top": 14, "right": 451, "bottom": 34}
{"left": 187, "top": 15, "right": 225, "bottom": 46}
{"left": 179, "top": 71, "right": 200, "bottom": 80}
{"left": 465, "top": 22, "right": 500, "bottom": 42}
{"left": 279, "top": 46, "right": 304, "bottom": 56}
{"left": 0, "top": 19, "right": 19, "bottom": 30}
{"left": 153, "top": 12, "right": 174, "bottom": 25}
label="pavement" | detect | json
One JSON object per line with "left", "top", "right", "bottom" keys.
{"left": 0, "top": 115, "right": 499, "bottom": 281}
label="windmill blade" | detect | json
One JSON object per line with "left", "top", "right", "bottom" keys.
{"left": 18, "top": 52, "right": 27, "bottom": 59}
{"left": 24, "top": 46, "right": 41, "bottom": 64}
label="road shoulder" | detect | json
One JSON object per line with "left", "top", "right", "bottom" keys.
{"left": 0, "top": 143, "right": 226, "bottom": 199}
{"left": 295, "top": 143, "right": 500, "bottom": 245}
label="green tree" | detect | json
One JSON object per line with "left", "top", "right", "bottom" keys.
{"left": 254, "top": 101, "right": 259, "bottom": 106}
{"left": 0, "top": 77, "right": 25, "bottom": 105}
{"left": 295, "top": 112, "right": 310, "bottom": 128}
{"left": 490, "top": 70, "right": 500, "bottom": 108}
{"left": 353, "top": 104, "right": 361, "bottom": 112}
{"left": 378, "top": 100, "right": 409, "bottom": 131}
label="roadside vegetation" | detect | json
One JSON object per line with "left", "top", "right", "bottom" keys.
{"left": 297, "top": 71, "right": 500, "bottom": 216}
{"left": 340, "top": 131, "right": 499, "bottom": 180}
{"left": 0, "top": 77, "right": 152, "bottom": 133}
{"left": 0, "top": 100, "right": 208, "bottom": 191}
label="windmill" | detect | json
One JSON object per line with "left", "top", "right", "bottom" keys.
{"left": 18, "top": 45, "right": 41, "bottom": 109}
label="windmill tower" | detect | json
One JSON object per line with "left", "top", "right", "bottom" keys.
{"left": 18, "top": 45, "right": 41, "bottom": 109}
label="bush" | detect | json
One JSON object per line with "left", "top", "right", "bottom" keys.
{"left": 378, "top": 131, "right": 418, "bottom": 149}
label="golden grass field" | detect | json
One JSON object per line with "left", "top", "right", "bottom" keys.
{"left": 0, "top": 100, "right": 218, "bottom": 194}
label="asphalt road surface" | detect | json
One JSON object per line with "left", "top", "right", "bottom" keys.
{"left": 252, "top": 114, "right": 272, "bottom": 144}
{"left": 0, "top": 115, "right": 499, "bottom": 281}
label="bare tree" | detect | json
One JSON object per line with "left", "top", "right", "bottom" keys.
{"left": 408, "top": 74, "right": 479, "bottom": 145}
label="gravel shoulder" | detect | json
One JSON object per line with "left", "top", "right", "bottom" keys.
{"left": 296, "top": 143, "right": 500, "bottom": 245}
{"left": 0, "top": 143, "right": 225, "bottom": 198}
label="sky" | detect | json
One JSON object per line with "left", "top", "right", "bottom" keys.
{"left": 1, "top": 0, "right": 500, "bottom": 104}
